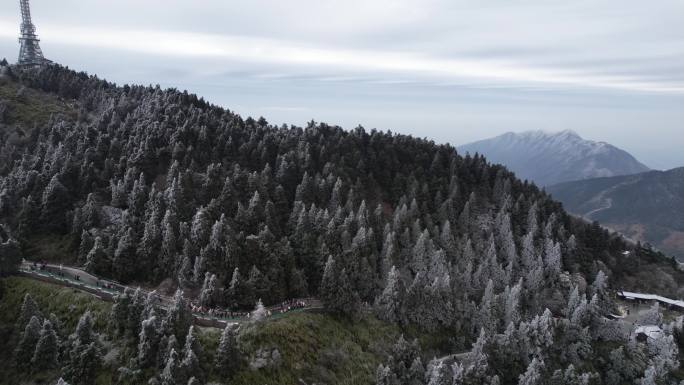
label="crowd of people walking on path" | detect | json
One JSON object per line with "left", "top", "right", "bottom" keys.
{"left": 24, "top": 260, "right": 316, "bottom": 323}
{"left": 191, "top": 299, "right": 310, "bottom": 320}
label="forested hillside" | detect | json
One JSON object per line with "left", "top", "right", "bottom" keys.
{"left": 1, "top": 63, "right": 684, "bottom": 385}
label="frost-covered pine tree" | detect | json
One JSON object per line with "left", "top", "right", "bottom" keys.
{"left": 543, "top": 238, "right": 562, "bottom": 280}
{"left": 566, "top": 285, "right": 581, "bottom": 318}
{"left": 251, "top": 299, "right": 268, "bottom": 322}
{"left": 592, "top": 270, "right": 608, "bottom": 295}
{"left": 85, "top": 236, "right": 109, "bottom": 275}
{"left": 157, "top": 334, "right": 178, "bottom": 371}
{"left": 215, "top": 324, "right": 240, "bottom": 378}
{"left": 165, "top": 289, "right": 192, "bottom": 342}
{"left": 159, "top": 348, "right": 180, "bottom": 385}
{"left": 138, "top": 314, "right": 160, "bottom": 368}
{"left": 638, "top": 302, "right": 663, "bottom": 326}
{"left": 465, "top": 329, "right": 490, "bottom": 382}
{"left": 375, "top": 364, "right": 396, "bottom": 385}
{"left": 15, "top": 315, "right": 41, "bottom": 368}
{"left": 199, "top": 272, "right": 218, "bottom": 308}
{"left": 335, "top": 268, "right": 361, "bottom": 317}
{"left": 504, "top": 278, "right": 522, "bottom": 326}
{"left": 649, "top": 334, "right": 679, "bottom": 378}
{"left": 190, "top": 206, "right": 210, "bottom": 246}
{"left": 182, "top": 325, "right": 203, "bottom": 361}
{"left": 113, "top": 227, "right": 137, "bottom": 281}
{"left": 17, "top": 293, "right": 42, "bottom": 331}
{"left": 425, "top": 359, "right": 450, "bottom": 385}
{"left": 477, "top": 279, "right": 497, "bottom": 335}
{"left": 408, "top": 357, "right": 425, "bottom": 385}
{"left": 521, "top": 231, "right": 537, "bottom": 271}
{"left": 528, "top": 309, "right": 554, "bottom": 357}
{"left": 63, "top": 341, "right": 101, "bottom": 385}
{"left": 71, "top": 310, "right": 95, "bottom": 348}
{"left": 40, "top": 174, "right": 70, "bottom": 231}
{"left": 227, "top": 267, "right": 251, "bottom": 309}
{"left": 126, "top": 288, "right": 146, "bottom": 338}
{"left": 32, "top": 319, "right": 59, "bottom": 371}
{"left": 320, "top": 255, "right": 337, "bottom": 306}
{"left": 180, "top": 347, "right": 200, "bottom": 384}
{"left": 160, "top": 209, "right": 178, "bottom": 278}
{"left": 109, "top": 288, "right": 132, "bottom": 336}
{"left": 518, "top": 357, "right": 544, "bottom": 385}
{"left": 374, "top": 266, "right": 405, "bottom": 324}
{"left": 638, "top": 366, "right": 657, "bottom": 385}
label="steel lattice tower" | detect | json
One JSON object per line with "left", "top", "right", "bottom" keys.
{"left": 17, "top": 0, "right": 51, "bottom": 66}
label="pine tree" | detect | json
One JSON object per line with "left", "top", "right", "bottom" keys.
{"left": 159, "top": 348, "right": 180, "bottom": 385}
{"left": 505, "top": 279, "right": 522, "bottom": 326}
{"left": 375, "top": 364, "right": 397, "bottom": 385}
{"left": 76, "top": 230, "right": 94, "bottom": 265}
{"left": 15, "top": 315, "right": 41, "bottom": 368}
{"left": 226, "top": 267, "right": 252, "bottom": 309}
{"left": 84, "top": 236, "right": 109, "bottom": 275}
{"left": 32, "top": 319, "right": 59, "bottom": 371}
{"left": 518, "top": 358, "right": 544, "bottom": 385}
{"left": 477, "top": 279, "right": 497, "bottom": 335}
{"left": 109, "top": 288, "right": 132, "bottom": 336}
{"left": 374, "top": 266, "right": 405, "bottom": 324}
{"left": 638, "top": 302, "right": 663, "bottom": 326}
{"left": 215, "top": 324, "right": 240, "bottom": 378}
{"left": 64, "top": 342, "right": 101, "bottom": 385}
{"left": 138, "top": 314, "right": 160, "bottom": 368}
{"left": 16, "top": 293, "right": 42, "bottom": 331}
{"left": 180, "top": 326, "right": 202, "bottom": 383}
{"left": 190, "top": 206, "right": 211, "bottom": 246}
{"left": 199, "top": 272, "right": 218, "bottom": 308}
{"left": 128, "top": 173, "right": 148, "bottom": 217}
{"left": 126, "top": 288, "right": 145, "bottom": 338}
{"left": 543, "top": 238, "right": 562, "bottom": 280}
{"left": 251, "top": 299, "right": 268, "bottom": 322}
{"left": 320, "top": 255, "right": 338, "bottom": 307}
{"left": 528, "top": 309, "right": 554, "bottom": 357}
{"left": 113, "top": 227, "right": 138, "bottom": 281}
{"left": 40, "top": 174, "right": 70, "bottom": 232}
{"left": 63, "top": 311, "right": 102, "bottom": 385}
{"left": 157, "top": 334, "right": 178, "bottom": 370}
{"left": 426, "top": 359, "right": 451, "bottom": 385}
{"left": 165, "top": 289, "right": 192, "bottom": 342}
{"left": 333, "top": 268, "right": 361, "bottom": 317}
{"left": 72, "top": 310, "right": 95, "bottom": 347}
{"left": 638, "top": 366, "right": 657, "bottom": 385}
{"left": 408, "top": 357, "right": 425, "bottom": 385}
{"left": 160, "top": 209, "right": 179, "bottom": 279}
{"left": 248, "top": 265, "right": 272, "bottom": 304}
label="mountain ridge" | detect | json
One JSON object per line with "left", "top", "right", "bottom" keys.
{"left": 458, "top": 130, "right": 650, "bottom": 186}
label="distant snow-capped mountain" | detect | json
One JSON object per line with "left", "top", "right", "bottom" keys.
{"left": 457, "top": 130, "right": 650, "bottom": 186}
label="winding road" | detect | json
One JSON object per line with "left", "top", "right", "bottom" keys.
{"left": 18, "top": 260, "right": 322, "bottom": 328}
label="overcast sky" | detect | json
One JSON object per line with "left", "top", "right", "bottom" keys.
{"left": 1, "top": 0, "right": 683, "bottom": 169}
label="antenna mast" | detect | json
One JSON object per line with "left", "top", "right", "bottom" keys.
{"left": 17, "top": 0, "right": 51, "bottom": 66}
